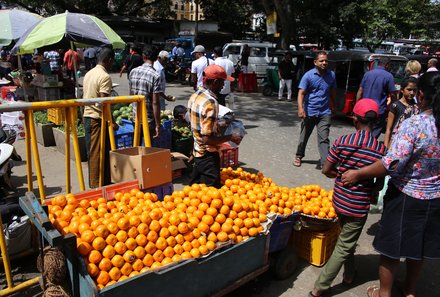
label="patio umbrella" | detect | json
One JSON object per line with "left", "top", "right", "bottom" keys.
{"left": 12, "top": 11, "right": 126, "bottom": 55}
{"left": 0, "top": 9, "right": 43, "bottom": 47}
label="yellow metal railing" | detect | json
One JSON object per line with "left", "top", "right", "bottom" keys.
{"left": 0, "top": 95, "right": 148, "bottom": 296}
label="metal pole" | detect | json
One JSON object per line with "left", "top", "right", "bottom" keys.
{"left": 105, "top": 104, "right": 116, "bottom": 151}
{"left": 0, "top": 215, "right": 14, "bottom": 289}
{"left": 65, "top": 108, "right": 71, "bottom": 193}
{"left": 24, "top": 111, "right": 33, "bottom": 192}
{"left": 141, "top": 100, "right": 151, "bottom": 147}
{"left": 69, "top": 107, "right": 85, "bottom": 191}
{"left": 27, "top": 111, "right": 46, "bottom": 201}
{"left": 99, "top": 110, "right": 107, "bottom": 188}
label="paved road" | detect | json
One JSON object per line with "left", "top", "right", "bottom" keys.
{"left": 2, "top": 73, "right": 439, "bottom": 297}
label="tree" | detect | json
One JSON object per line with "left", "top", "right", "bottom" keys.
{"left": 261, "top": 0, "right": 297, "bottom": 49}
{"left": 2, "top": 0, "right": 173, "bottom": 17}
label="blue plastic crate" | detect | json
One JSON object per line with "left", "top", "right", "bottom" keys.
{"left": 144, "top": 182, "right": 174, "bottom": 201}
{"left": 119, "top": 119, "right": 172, "bottom": 149}
{"left": 269, "top": 212, "right": 299, "bottom": 253}
{"left": 114, "top": 120, "right": 134, "bottom": 149}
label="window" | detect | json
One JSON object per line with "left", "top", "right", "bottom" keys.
{"left": 250, "top": 47, "right": 266, "bottom": 57}
{"left": 224, "top": 46, "right": 241, "bottom": 56}
{"left": 190, "top": 5, "right": 193, "bottom": 11}
{"left": 181, "top": 4, "right": 184, "bottom": 10}
{"left": 190, "top": 15, "right": 193, "bottom": 21}
{"left": 174, "top": 3, "right": 178, "bottom": 9}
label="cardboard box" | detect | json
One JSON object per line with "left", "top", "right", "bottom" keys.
{"left": 110, "top": 146, "right": 172, "bottom": 189}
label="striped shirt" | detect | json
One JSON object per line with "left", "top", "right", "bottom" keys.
{"left": 129, "top": 63, "right": 161, "bottom": 124}
{"left": 187, "top": 87, "right": 220, "bottom": 157}
{"left": 327, "top": 130, "right": 386, "bottom": 217}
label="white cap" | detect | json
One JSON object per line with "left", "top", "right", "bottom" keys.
{"left": 158, "top": 50, "right": 169, "bottom": 59}
{"left": 191, "top": 45, "right": 206, "bottom": 55}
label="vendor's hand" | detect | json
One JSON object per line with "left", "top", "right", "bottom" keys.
{"left": 341, "top": 170, "right": 359, "bottom": 187}
{"left": 153, "top": 126, "right": 160, "bottom": 139}
{"left": 298, "top": 108, "right": 306, "bottom": 119}
{"left": 230, "top": 133, "right": 242, "bottom": 145}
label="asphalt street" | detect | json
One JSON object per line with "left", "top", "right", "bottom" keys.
{"left": 2, "top": 72, "right": 439, "bottom": 297}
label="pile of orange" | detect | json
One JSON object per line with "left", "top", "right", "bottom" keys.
{"left": 48, "top": 184, "right": 266, "bottom": 289}
{"left": 220, "top": 167, "right": 336, "bottom": 219}
{"left": 47, "top": 167, "right": 335, "bottom": 289}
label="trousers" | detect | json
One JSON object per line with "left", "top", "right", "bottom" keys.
{"left": 295, "top": 115, "right": 331, "bottom": 166}
{"left": 278, "top": 79, "right": 292, "bottom": 100}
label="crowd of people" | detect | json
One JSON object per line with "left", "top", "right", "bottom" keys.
{"left": 1, "top": 39, "right": 439, "bottom": 297}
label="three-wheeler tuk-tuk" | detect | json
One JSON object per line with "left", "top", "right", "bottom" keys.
{"left": 327, "top": 50, "right": 408, "bottom": 116}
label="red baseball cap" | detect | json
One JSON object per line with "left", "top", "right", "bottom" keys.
{"left": 203, "top": 65, "right": 234, "bottom": 81}
{"left": 353, "top": 98, "right": 379, "bottom": 118}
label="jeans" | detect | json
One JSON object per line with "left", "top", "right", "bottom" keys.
{"left": 295, "top": 115, "right": 331, "bottom": 166}
{"left": 314, "top": 215, "right": 367, "bottom": 292}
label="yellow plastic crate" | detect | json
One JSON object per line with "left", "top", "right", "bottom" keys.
{"left": 47, "top": 108, "right": 65, "bottom": 125}
{"left": 289, "top": 224, "right": 340, "bottom": 267}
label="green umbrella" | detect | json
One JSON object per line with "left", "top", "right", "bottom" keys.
{"left": 0, "top": 9, "right": 43, "bottom": 47}
{"left": 12, "top": 11, "right": 126, "bottom": 54}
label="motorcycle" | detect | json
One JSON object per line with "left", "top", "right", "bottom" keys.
{"left": 173, "top": 58, "right": 192, "bottom": 85}
{"left": 0, "top": 126, "right": 22, "bottom": 192}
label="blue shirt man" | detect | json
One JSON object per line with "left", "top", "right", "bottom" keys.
{"left": 356, "top": 57, "right": 397, "bottom": 138}
{"left": 294, "top": 51, "right": 336, "bottom": 169}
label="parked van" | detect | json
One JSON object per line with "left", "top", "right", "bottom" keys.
{"left": 327, "top": 50, "right": 408, "bottom": 116}
{"left": 222, "top": 42, "right": 277, "bottom": 78}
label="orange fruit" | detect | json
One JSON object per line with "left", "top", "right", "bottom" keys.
{"left": 129, "top": 215, "right": 141, "bottom": 227}
{"left": 123, "top": 250, "right": 136, "bottom": 263}
{"left": 79, "top": 199, "right": 90, "bottom": 209}
{"left": 217, "top": 231, "right": 229, "bottom": 242}
{"left": 163, "top": 246, "right": 175, "bottom": 258}
{"left": 206, "top": 240, "right": 216, "bottom": 251}
{"left": 102, "top": 245, "right": 116, "bottom": 259}
{"left": 52, "top": 195, "right": 67, "bottom": 208}
{"left": 98, "top": 257, "right": 112, "bottom": 271}
{"left": 125, "top": 238, "right": 137, "bottom": 251}
{"left": 159, "top": 227, "right": 170, "bottom": 239}
{"left": 147, "top": 230, "right": 159, "bottom": 243}
{"left": 210, "top": 222, "right": 221, "bottom": 233}
{"left": 215, "top": 214, "right": 226, "bottom": 225}
{"left": 197, "top": 222, "right": 210, "bottom": 234}
{"left": 95, "top": 225, "right": 110, "bottom": 238}
{"left": 142, "top": 254, "right": 154, "bottom": 267}
{"left": 152, "top": 250, "right": 164, "bottom": 262}
{"left": 92, "top": 237, "right": 106, "bottom": 251}
{"left": 105, "top": 234, "right": 118, "bottom": 246}
{"left": 117, "top": 217, "right": 130, "bottom": 230}
{"left": 199, "top": 245, "right": 209, "bottom": 256}
{"left": 127, "top": 226, "right": 139, "bottom": 239}
{"left": 190, "top": 248, "right": 200, "bottom": 258}
{"left": 181, "top": 251, "right": 192, "bottom": 260}
{"left": 120, "top": 262, "right": 133, "bottom": 276}
{"left": 88, "top": 250, "right": 102, "bottom": 264}
{"left": 114, "top": 242, "right": 127, "bottom": 255}
{"left": 78, "top": 222, "right": 90, "bottom": 235}
{"left": 155, "top": 237, "right": 167, "bottom": 251}
{"left": 135, "top": 234, "right": 148, "bottom": 247}
{"left": 132, "top": 259, "right": 144, "bottom": 271}
{"left": 108, "top": 267, "right": 121, "bottom": 281}
{"left": 207, "top": 232, "right": 217, "bottom": 243}
{"left": 172, "top": 254, "right": 182, "bottom": 262}
{"left": 133, "top": 246, "right": 146, "bottom": 259}
{"left": 115, "top": 230, "right": 128, "bottom": 243}
{"left": 201, "top": 215, "right": 214, "bottom": 226}
{"left": 86, "top": 262, "right": 99, "bottom": 277}
{"left": 149, "top": 220, "right": 161, "bottom": 233}
{"left": 77, "top": 241, "right": 92, "bottom": 257}
{"left": 111, "top": 254, "right": 124, "bottom": 268}
{"left": 145, "top": 241, "right": 157, "bottom": 255}
{"left": 177, "top": 222, "right": 190, "bottom": 234}
{"left": 96, "top": 270, "right": 110, "bottom": 286}
{"left": 81, "top": 230, "right": 96, "bottom": 244}
{"left": 137, "top": 223, "right": 149, "bottom": 235}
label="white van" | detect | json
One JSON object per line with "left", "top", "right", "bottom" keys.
{"left": 222, "top": 42, "right": 277, "bottom": 77}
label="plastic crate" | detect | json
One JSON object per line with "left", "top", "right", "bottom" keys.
{"left": 104, "top": 180, "right": 140, "bottom": 200}
{"left": 289, "top": 223, "right": 340, "bottom": 267}
{"left": 268, "top": 212, "right": 299, "bottom": 253}
{"left": 144, "top": 182, "right": 174, "bottom": 201}
{"left": 121, "top": 119, "right": 172, "bottom": 149}
{"left": 237, "top": 72, "right": 258, "bottom": 93}
{"left": 47, "top": 108, "right": 65, "bottom": 125}
{"left": 114, "top": 121, "right": 134, "bottom": 149}
{"left": 220, "top": 143, "right": 239, "bottom": 168}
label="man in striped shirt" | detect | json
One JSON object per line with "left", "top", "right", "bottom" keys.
{"left": 188, "top": 65, "right": 242, "bottom": 187}
{"left": 309, "top": 98, "right": 386, "bottom": 297}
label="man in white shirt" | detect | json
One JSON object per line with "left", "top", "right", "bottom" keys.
{"left": 426, "top": 58, "right": 438, "bottom": 72}
{"left": 153, "top": 50, "right": 175, "bottom": 110}
{"left": 190, "top": 45, "right": 214, "bottom": 90}
{"left": 213, "top": 46, "right": 234, "bottom": 106}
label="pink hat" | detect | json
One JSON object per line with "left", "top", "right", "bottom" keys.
{"left": 353, "top": 98, "right": 379, "bottom": 118}
{"left": 203, "top": 65, "right": 234, "bottom": 81}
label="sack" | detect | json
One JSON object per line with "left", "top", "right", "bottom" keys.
{"left": 4, "top": 215, "right": 32, "bottom": 256}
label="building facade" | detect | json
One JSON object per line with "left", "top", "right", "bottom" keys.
{"left": 171, "top": 0, "right": 204, "bottom": 21}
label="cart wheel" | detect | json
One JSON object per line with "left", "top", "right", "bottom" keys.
{"left": 273, "top": 247, "right": 298, "bottom": 280}
{"left": 262, "top": 86, "right": 272, "bottom": 96}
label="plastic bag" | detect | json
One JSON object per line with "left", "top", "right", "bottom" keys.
{"left": 224, "top": 119, "right": 247, "bottom": 138}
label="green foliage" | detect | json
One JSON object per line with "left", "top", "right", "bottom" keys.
{"left": 33, "top": 111, "right": 50, "bottom": 125}
{"left": 57, "top": 119, "right": 85, "bottom": 137}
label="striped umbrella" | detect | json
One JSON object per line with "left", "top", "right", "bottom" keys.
{"left": 0, "top": 9, "right": 43, "bottom": 47}
{"left": 12, "top": 11, "right": 126, "bottom": 54}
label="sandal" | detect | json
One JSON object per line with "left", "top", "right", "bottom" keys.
{"left": 367, "top": 285, "right": 380, "bottom": 297}
{"left": 293, "top": 157, "right": 302, "bottom": 167}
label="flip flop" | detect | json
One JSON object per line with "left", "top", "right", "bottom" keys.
{"left": 293, "top": 157, "right": 302, "bottom": 167}
{"left": 367, "top": 285, "right": 380, "bottom": 297}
